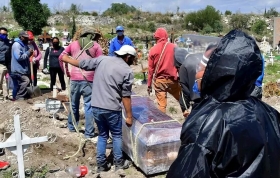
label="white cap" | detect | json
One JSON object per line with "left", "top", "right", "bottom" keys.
{"left": 115, "top": 45, "right": 136, "bottom": 56}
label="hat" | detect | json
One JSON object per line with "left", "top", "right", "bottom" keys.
{"left": 27, "top": 31, "right": 34, "bottom": 40}
{"left": 19, "top": 31, "right": 29, "bottom": 38}
{"left": 115, "top": 45, "right": 136, "bottom": 56}
{"left": 116, "top": 26, "right": 124, "bottom": 31}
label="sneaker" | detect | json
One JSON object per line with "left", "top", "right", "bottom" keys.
{"left": 97, "top": 162, "right": 111, "bottom": 173}
{"left": 85, "top": 136, "right": 98, "bottom": 143}
{"left": 0, "top": 161, "right": 9, "bottom": 170}
{"left": 115, "top": 160, "right": 130, "bottom": 171}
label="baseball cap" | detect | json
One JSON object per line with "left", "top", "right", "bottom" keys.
{"left": 18, "top": 31, "right": 29, "bottom": 38}
{"left": 116, "top": 26, "right": 124, "bottom": 31}
{"left": 115, "top": 45, "right": 136, "bottom": 56}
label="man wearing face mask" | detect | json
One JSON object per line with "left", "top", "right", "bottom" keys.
{"left": 0, "top": 27, "right": 11, "bottom": 100}
{"left": 10, "top": 31, "right": 33, "bottom": 100}
{"left": 108, "top": 26, "right": 134, "bottom": 56}
{"left": 61, "top": 45, "right": 135, "bottom": 173}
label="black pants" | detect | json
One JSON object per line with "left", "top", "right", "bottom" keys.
{"left": 30, "top": 64, "right": 38, "bottom": 86}
{"left": 10, "top": 73, "right": 30, "bottom": 100}
{"left": 49, "top": 67, "right": 66, "bottom": 90}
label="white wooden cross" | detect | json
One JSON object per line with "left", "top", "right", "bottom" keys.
{"left": 268, "top": 52, "right": 275, "bottom": 66}
{"left": 49, "top": 27, "right": 59, "bottom": 38}
{"left": 0, "top": 115, "right": 48, "bottom": 178}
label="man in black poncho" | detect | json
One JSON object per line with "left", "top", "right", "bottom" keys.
{"left": 167, "top": 30, "right": 280, "bottom": 178}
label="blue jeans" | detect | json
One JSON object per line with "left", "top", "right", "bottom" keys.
{"left": 92, "top": 107, "right": 123, "bottom": 166}
{"left": 68, "top": 81, "right": 94, "bottom": 138}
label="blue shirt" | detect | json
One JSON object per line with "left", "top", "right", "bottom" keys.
{"left": 108, "top": 36, "right": 134, "bottom": 56}
{"left": 255, "top": 55, "right": 265, "bottom": 87}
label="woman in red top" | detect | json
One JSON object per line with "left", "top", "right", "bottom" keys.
{"left": 27, "top": 30, "right": 42, "bottom": 86}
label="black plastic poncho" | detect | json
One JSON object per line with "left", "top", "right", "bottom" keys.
{"left": 167, "top": 30, "right": 280, "bottom": 178}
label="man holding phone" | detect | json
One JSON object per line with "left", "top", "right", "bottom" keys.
{"left": 10, "top": 31, "right": 33, "bottom": 100}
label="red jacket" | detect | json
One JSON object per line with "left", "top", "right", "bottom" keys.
{"left": 148, "top": 28, "right": 177, "bottom": 87}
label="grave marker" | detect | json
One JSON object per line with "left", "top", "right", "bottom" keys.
{"left": 49, "top": 27, "right": 59, "bottom": 38}
{"left": 0, "top": 115, "right": 48, "bottom": 178}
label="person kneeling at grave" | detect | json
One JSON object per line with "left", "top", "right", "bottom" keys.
{"left": 174, "top": 44, "right": 217, "bottom": 118}
{"left": 61, "top": 45, "right": 135, "bottom": 173}
{"left": 167, "top": 30, "right": 280, "bottom": 178}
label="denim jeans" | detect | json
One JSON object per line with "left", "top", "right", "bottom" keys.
{"left": 68, "top": 81, "right": 94, "bottom": 138}
{"left": 92, "top": 106, "right": 123, "bottom": 166}
{"left": 10, "top": 73, "right": 30, "bottom": 100}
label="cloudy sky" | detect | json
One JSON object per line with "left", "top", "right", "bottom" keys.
{"left": 1, "top": 0, "right": 280, "bottom": 14}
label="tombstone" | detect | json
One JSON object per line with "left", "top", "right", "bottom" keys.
{"left": 185, "top": 37, "right": 193, "bottom": 52}
{"left": 49, "top": 27, "right": 59, "bottom": 38}
{"left": 0, "top": 115, "right": 48, "bottom": 178}
{"left": 62, "top": 29, "right": 69, "bottom": 47}
{"left": 259, "top": 36, "right": 272, "bottom": 54}
{"left": 268, "top": 52, "right": 275, "bottom": 66}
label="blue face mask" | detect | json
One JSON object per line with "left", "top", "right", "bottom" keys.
{"left": 117, "top": 32, "right": 124, "bottom": 36}
{"left": 193, "top": 79, "right": 202, "bottom": 95}
{"left": 0, "top": 34, "right": 8, "bottom": 40}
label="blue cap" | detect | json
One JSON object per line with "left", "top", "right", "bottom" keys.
{"left": 116, "top": 26, "right": 124, "bottom": 31}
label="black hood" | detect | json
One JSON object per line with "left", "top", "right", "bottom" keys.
{"left": 174, "top": 47, "right": 189, "bottom": 68}
{"left": 201, "top": 30, "right": 262, "bottom": 102}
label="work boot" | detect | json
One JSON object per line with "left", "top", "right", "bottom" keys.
{"left": 115, "top": 159, "right": 130, "bottom": 171}
{"left": 96, "top": 162, "right": 111, "bottom": 173}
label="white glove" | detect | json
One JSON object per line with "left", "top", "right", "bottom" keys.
{"left": 32, "top": 57, "right": 36, "bottom": 64}
{"left": 42, "top": 68, "right": 49, "bottom": 74}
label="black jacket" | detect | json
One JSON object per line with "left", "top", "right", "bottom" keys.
{"left": 174, "top": 47, "right": 201, "bottom": 111}
{"left": 44, "top": 46, "right": 64, "bottom": 68}
{"left": 167, "top": 30, "right": 280, "bottom": 178}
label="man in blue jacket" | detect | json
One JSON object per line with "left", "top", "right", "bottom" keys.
{"left": 10, "top": 31, "right": 33, "bottom": 100}
{"left": 108, "top": 26, "right": 134, "bottom": 56}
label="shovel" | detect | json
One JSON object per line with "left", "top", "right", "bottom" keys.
{"left": 27, "top": 56, "right": 41, "bottom": 98}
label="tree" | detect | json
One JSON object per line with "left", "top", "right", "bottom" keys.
{"left": 68, "top": 4, "right": 82, "bottom": 16}
{"left": 147, "top": 22, "right": 156, "bottom": 32}
{"left": 71, "top": 16, "right": 76, "bottom": 39}
{"left": 102, "top": 3, "right": 137, "bottom": 16}
{"left": 264, "top": 7, "right": 278, "bottom": 18}
{"left": 225, "top": 10, "right": 232, "bottom": 16}
{"left": 91, "top": 11, "right": 98, "bottom": 16}
{"left": 251, "top": 20, "right": 266, "bottom": 35}
{"left": 213, "top": 20, "right": 223, "bottom": 34}
{"left": 229, "top": 14, "right": 250, "bottom": 29}
{"left": 184, "top": 5, "right": 221, "bottom": 32}
{"left": 202, "top": 24, "right": 213, "bottom": 34}
{"left": 10, "top": 0, "right": 51, "bottom": 35}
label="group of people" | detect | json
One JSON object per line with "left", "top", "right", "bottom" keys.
{"left": 0, "top": 28, "right": 41, "bottom": 101}
{"left": 1, "top": 24, "right": 280, "bottom": 177}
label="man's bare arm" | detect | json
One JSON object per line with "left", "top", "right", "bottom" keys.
{"left": 61, "top": 54, "right": 79, "bottom": 67}
{"left": 122, "top": 96, "right": 133, "bottom": 127}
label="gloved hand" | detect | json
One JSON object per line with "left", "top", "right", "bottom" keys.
{"left": 147, "top": 86, "right": 152, "bottom": 96}
{"left": 32, "top": 57, "right": 36, "bottom": 64}
{"left": 42, "top": 68, "right": 49, "bottom": 74}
